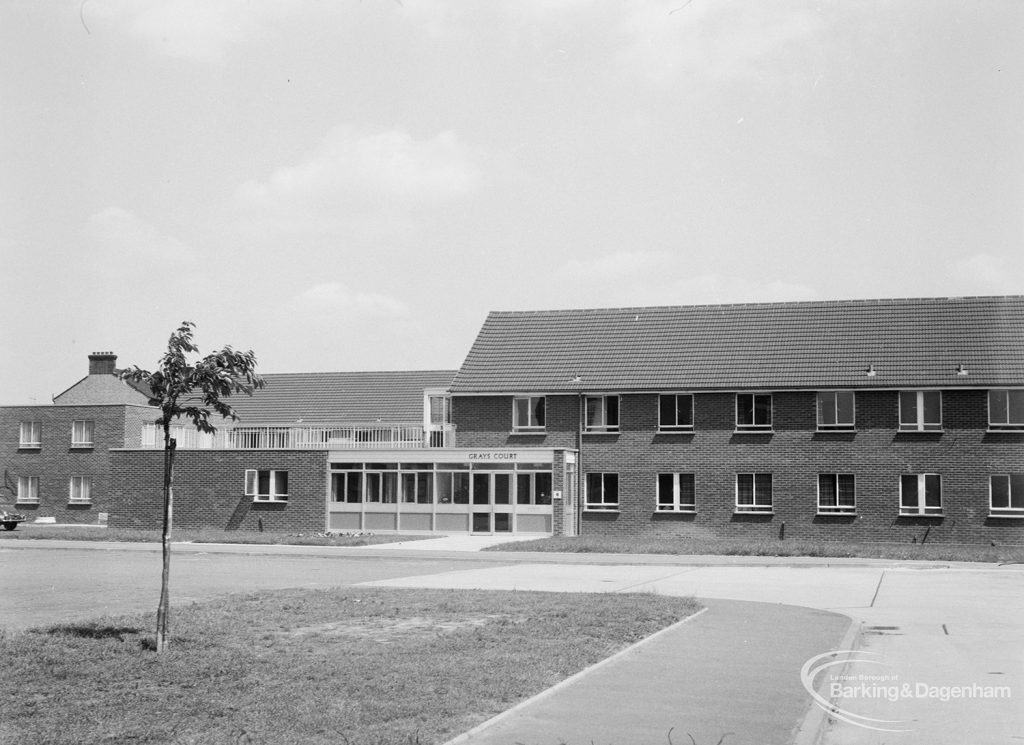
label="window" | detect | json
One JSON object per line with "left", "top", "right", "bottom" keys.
{"left": 71, "top": 420, "right": 95, "bottom": 447}
{"left": 69, "top": 476, "right": 92, "bottom": 503}
{"left": 436, "top": 470, "right": 470, "bottom": 504}
{"left": 990, "top": 475, "right": 1024, "bottom": 517}
{"left": 585, "top": 395, "right": 619, "bottom": 432}
{"left": 659, "top": 394, "right": 694, "bottom": 431}
{"left": 898, "top": 391, "right": 942, "bottom": 431}
{"left": 899, "top": 474, "right": 942, "bottom": 515}
{"left": 585, "top": 472, "right": 619, "bottom": 510}
{"left": 736, "top": 473, "right": 773, "bottom": 513}
{"left": 401, "top": 469, "right": 434, "bottom": 504}
{"left": 513, "top": 396, "right": 546, "bottom": 431}
{"left": 17, "top": 476, "right": 39, "bottom": 503}
{"left": 331, "top": 471, "right": 363, "bottom": 503}
{"left": 19, "top": 421, "right": 41, "bottom": 448}
{"left": 736, "top": 394, "right": 772, "bottom": 431}
{"left": 244, "top": 469, "right": 288, "bottom": 502}
{"left": 988, "top": 390, "right": 1024, "bottom": 431}
{"left": 657, "top": 473, "right": 696, "bottom": 512}
{"left": 818, "top": 474, "right": 856, "bottom": 514}
{"left": 516, "top": 470, "right": 552, "bottom": 505}
{"left": 817, "top": 391, "right": 855, "bottom": 430}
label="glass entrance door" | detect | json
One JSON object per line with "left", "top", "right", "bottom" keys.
{"left": 471, "top": 472, "right": 513, "bottom": 533}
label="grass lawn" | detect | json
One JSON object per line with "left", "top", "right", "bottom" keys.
{"left": 1, "top": 525, "right": 429, "bottom": 547}
{"left": 487, "top": 535, "right": 1024, "bottom": 563}
{"left": 0, "top": 587, "right": 700, "bottom": 745}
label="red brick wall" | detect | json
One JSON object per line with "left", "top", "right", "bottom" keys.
{"left": 0, "top": 405, "right": 155, "bottom": 525}
{"left": 109, "top": 449, "right": 328, "bottom": 532}
{"left": 452, "top": 390, "right": 1024, "bottom": 545}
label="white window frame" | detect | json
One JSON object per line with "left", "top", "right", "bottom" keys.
{"left": 69, "top": 476, "right": 92, "bottom": 503}
{"left": 735, "top": 473, "right": 773, "bottom": 513}
{"left": 584, "top": 395, "right": 620, "bottom": 433}
{"left": 512, "top": 396, "right": 546, "bottom": 432}
{"left": 71, "top": 419, "right": 95, "bottom": 447}
{"left": 585, "top": 472, "right": 619, "bottom": 511}
{"left": 17, "top": 476, "right": 39, "bottom": 504}
{"left": 899, "top": 474, "right": 942, "bottom": 516}
{"left": 19, "top": 421, "right": 41, "bottom": 448}
{"left": 658, "top": 394, "right": 694, "bottom": 432}
{"left": 244, "top": 469, "right": 289, "bottom": 502}
{"left": 990, "top": 474, "right": 1024, "bottom": 517}
{"left": 988, "top": 390, "right": 1024, "bottom": 431}
{"left": 817, "top": 391, "right": 855, "bottom": 431}
{"left": 736, "top": 393, "right": 772, "bottom": 431}
{"left": 898, "top": 391, "right": 942, "bottom": 432}
{"left": 657, "top": 473, "right": 696, "bottom": 512}
{"left": 817, "top": 473, "right": 856, "bottom": 515}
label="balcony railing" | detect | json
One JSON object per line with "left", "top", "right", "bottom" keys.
{"left": 140, "top": 423, "right": 455, "bottom": 450}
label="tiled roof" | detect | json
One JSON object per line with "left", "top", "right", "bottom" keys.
{"left": 224, "top": 370, "right": 455, "bottom": 426}
{"left": 450, "top": 296, "right": 1024, "bottom": 392}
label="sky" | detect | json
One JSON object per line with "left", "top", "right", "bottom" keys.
{"left": 2, "top": 0, "right": 1022, "bottom": 404}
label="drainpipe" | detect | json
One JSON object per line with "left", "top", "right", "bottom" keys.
{"left": 576, "top": 388, "right": 584, "bottom": 537}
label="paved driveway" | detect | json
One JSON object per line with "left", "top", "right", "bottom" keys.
{"left": 363, "top": 560, "right": 1024, "bottom": 745}
{"left": 3, "top": 541, "right": 1021, "bottom": 744}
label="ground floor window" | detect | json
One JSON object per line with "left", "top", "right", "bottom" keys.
{"left": 328, "top": 462, "right": 552, "bottom": 506}
{"left": 331, "top": 468, "right": 363, "bottom": 503}
{"left": 585, "top": 472, "right": 619, "bottom": 510}
{"left": 990, "top": 474, "right": 1024, "bottom": 516}
{"left": 818, "top": 474, "right": 856, "bottom": 514}
{"left": 245, "top": 469, "right": 288, "bottom": 502}
{"left": 657, "top": 473, "right": 695, "bottom": 512}
{"left": 735, "top": 473, "right": 772, "bottom": 513}
{"left": 69, "top": 476, "right": 92, "bottom": 503}
{"left": 18, "top": 476, "right": 39, "bottom": 503}
{"left": 900, "top": 474, "right": 941, "bottom": 516}
{"left": 516, "top": 469, "right": 553, "bottom": 505}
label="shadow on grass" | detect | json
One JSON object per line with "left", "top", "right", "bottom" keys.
{"left": 42, "top": 622, "right": 145, "bottom": 642}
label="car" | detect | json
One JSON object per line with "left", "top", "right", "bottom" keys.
{"left": 0, "top": 502, "right": 27, "bottom": 531}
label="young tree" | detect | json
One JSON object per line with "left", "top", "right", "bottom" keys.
{"left": 120, "top": 322, "right": 265, "bottom": 652}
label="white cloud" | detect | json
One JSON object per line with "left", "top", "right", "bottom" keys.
{"left": 615, "top": 1, "right": 824, "bottom": 87}
{"left": 293, "top": 282, "right": 409, "bottom": 318}
{"left": 558, "top": 251, "right": 816, "bottom": 306}
{"left": 87, "top": 206, "right": 196, "bottom": 263}
{"left": 92, "top": 0, "right": 297, "bottom": 61}
{"left": 233, "top": 127, "right": 483, "bottom": 234}
{"left": 950, "top": 254, "right": 1023, "bottom": 295}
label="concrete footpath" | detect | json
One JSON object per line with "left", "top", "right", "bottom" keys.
{"left": 446, "top": 599, "right": 850, "bottom": 745}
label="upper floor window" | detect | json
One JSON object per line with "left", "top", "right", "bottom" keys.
{"left": 657, "top": 473, "right": 696, "bottom": 512}
{"left": 69, "top": 476, "right": 92, "bottom": 503}
{"left": 736, "top": 473, "right": 773, "bottom": 513}
{"left": 71, "top": 420, "right": 95, "bottom": 447}
{"left": 428, "top": 395, "right": 451, "bottom": 425}
{"left": 817, "top": 391, "right": 855, "bottom": 430}
{"left": 245, "top": 469, "right": 289, "bottom": 502}
{"left": 899, "top": 474, "right": 942, "bottom": 516}
{"left": 585, "top": 472, "right": 619, "bottom": 510}
{"left": 659, "top": 394, "right": 693, "bottom": 431}
{"left": 585, "top": 395, "right": 619, "bottom": 433}
{"left": 18, "top": 476, "right": 39, "bottom": 503}
{"left": 818, "top": 474, "right": 856, "bottom": 514}
{"left": 736, "top": 394, "right": 772, "bottom": 431}
{"left": 988, "top": 390, "right": 1024, "bottom": 431}
{"left": 19, "top": 421, "right": 41, "bottom": 448}
{"left": 990, "top": 474, "right": 1024, "bottom": 517}
{"left": 513, "top": 396, "right": 546, "bottom": 431}
{"left": 898, "top": 391, "right": 941, "bottom": 431}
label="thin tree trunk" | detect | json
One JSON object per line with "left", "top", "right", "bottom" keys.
{"left": 156, "top": 428, "right": 176, "bottom": 653}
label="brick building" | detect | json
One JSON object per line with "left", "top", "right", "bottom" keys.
{"left": 2, "top": 295, "right": 1022, "bottom": 544}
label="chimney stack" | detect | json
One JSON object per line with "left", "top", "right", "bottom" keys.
{"left": 88, "top": 351, "right": 117, "bottom": 376}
